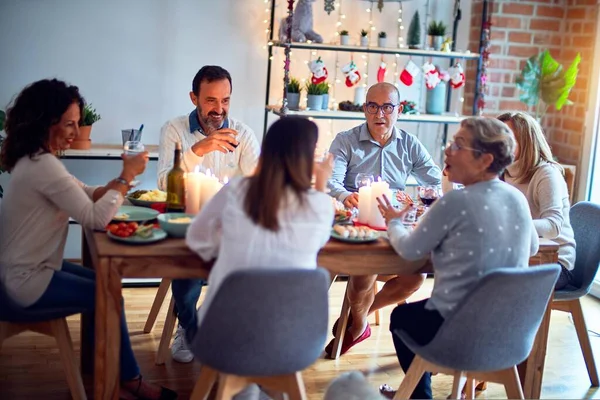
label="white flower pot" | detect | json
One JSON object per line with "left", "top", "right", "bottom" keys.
{"left": 428, "top": 35, "right": 444, "bottom": 51}
{"left": 378, "top": 37, "right": 387, "bottom": 48}
{"left": 340, "top": 35, "right": 350, "bottom": 45}
{"left": 360, "top": 36, "right": 369, "bottom": 47}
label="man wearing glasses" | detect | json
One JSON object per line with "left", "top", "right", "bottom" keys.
{"left": 325, "top": 82, "right": 442, "bottom": 358}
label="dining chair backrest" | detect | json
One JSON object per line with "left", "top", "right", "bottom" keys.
{"left": 190, "top": 267, "right": 330, "bottom": 376}
{"left": 559, "top": 201, "right": 600, "bottom": 299}
{"left": 394, "top": 264, "right": 560, "bottom": 372}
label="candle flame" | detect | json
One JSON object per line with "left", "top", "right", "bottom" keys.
{"left": 206, "top": 168, "right": 212, "bottom": 177}
{"left": 223, "top": 176, "right": 229, "bottom": 184}
{"left": 194, "top": 165, "right": 200, "bottom": 173}
{"left": 377, "top": 176, "right": 382, "bottom": 182}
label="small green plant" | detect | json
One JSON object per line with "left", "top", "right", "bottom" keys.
{"left": 81, "top": 104, "right": 101, "bottom": 126}
{"left": 339, "top": 29, "right": 349, "bottom": 36}
{"left": 360, "top": 29, "right": 369, "bottom": 37}
{"left": 306, "top": 82, "right": 328, "bottom": 95}
{"left": 318, "top": 82, "right": 329, "bottom": 94}
{"left": 378, "top": 31, "right": 387, "bottom": 39}
{"left": 287, "top": 78, "right": 301, "bottom": 94}
{"left": 427, "top": 21, "right": 447, "bottom": 36}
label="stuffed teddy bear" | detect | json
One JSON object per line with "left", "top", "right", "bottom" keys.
{"left": 278, "top": 0, "right": 323, "bottom": 43}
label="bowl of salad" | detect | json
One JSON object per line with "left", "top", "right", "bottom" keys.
{"left": 126, "top": 189, "right": 167, "bottom": 208}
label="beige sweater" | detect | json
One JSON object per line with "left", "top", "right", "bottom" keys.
{"left": 505, "top": 162, "right": 576, "bottom": 270}
{"left": 0, "top": 153, "right": 123, "bottom": 306}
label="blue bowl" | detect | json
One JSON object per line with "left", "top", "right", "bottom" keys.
{"left": 157, "top": 213, "right": 194, "bottom": 238}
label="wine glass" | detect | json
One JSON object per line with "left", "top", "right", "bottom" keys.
{"left": 355, "top": 173, "right": 374, "bottom": 189}
{"left": 123, "top": 140, "right": 145, "bottom": 187}
{"left": 418, "top": 185, "right": 441, "bottom": 208}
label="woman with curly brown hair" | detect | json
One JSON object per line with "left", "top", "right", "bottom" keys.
{"left": 0, "top": 79, "right": 176, "bottom": 400}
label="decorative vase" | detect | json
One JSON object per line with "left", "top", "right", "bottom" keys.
{"left": 286, "top": 92, "right": 301, "bottom": 110}
{"left": 340, "top": 35, "right": 350, "bottom": 45}
{"left": 428, "top": 35, "right": 444, "bottom": 51}
{"left": 71, "top": 125, "right": 93, "bottom": 150}
{"left": 360, "top": 36, "right": 369, "bottom": 47}
{"left": 307, "top": 94, "right": 323, "bottom": 110}
{"left": 426, "top": 81, "right": 447, "bottom": 115}
{"left": 321, "top": 93, "right": 329, "bottom": 110}
{"left": 378, "top": 37, "right": 387, "bottom": 48}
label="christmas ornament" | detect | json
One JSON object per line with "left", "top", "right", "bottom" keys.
{"left": 441, "top": 37, "right": 453, "bottom": 52}
{"left": 341, "top": 60, "right": 361, "bottom": 87}
{"left": 309, "top": 57, "right": 328, "bottom": 84}
{"left": 377, "top": 61, "right": 387, "bottom": 83}
{"left": 449, "top": 63, "right": 466, "bottom": 89}
{"left": 399, "top": 60, "right": 420, "bottom": 86}
{"left": 423, "top": 62, "right": 450, "bottom": 89}
{"left": 378, "top": 0, "right": 384, "bottom": 12}
{"left": 324, "top": 0, "right": 335, "bottom": 14}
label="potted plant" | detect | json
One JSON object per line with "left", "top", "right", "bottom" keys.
{"left": 72, "top": 104, "right": 101, "bottom": 150}
{"left": 516, "top": 49, "right": 581, "bottom": 119}
{"left": 339, "top": 30, "right": 350, "bottom": 46}
{"left": 427, "top": 21, "right": 446, "bottom": 51}
{"left": 306, "top": 82, "right": 324, "bottom": 110}
{"left": 286, "top": 78, "right": 302, "bottom": 110}
{"left": 319, "top": 82, "right": 330, "bottom": 110}
{"left": 407, "top": 11, "right": 421, "bottom": 49}
{"left": 359, "top": 29, "right": 369, "bottom": 47}
{"left": 378, "top": 31, "right": 387, "bottom": 48}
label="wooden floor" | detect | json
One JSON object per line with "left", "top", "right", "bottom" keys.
{"left": 1, "top": 278, "right": 599, "bottom": 399}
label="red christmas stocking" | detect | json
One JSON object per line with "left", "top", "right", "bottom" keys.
{"left": 377, "top": 61, "right": 387, "bottom": 83}
{"left": 399, "top": 60, "right": 420, "bottom": 86}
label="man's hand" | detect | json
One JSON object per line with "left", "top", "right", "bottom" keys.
{"left": 191, "top": 128, "right": 239, "bottom": 157}
{"left": 343, "top": 193, "right": 359, "bottom": 209}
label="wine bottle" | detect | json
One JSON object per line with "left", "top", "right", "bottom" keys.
{"left": 166, "top": 143, "right": 186, "bottom": 213}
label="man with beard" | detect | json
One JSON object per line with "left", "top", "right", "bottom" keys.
{"left": 157, "top": 65, "right": 260, "bottom": 363}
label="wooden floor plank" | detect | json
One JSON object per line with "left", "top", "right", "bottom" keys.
{"left": 1, "top": 278, "right": 599, "bottom": 399}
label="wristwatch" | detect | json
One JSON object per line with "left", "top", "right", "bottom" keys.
{"left": 114, "top": 177, "right": 130, "bottom": 186}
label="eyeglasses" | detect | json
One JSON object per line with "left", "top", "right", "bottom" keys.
{"left": 446, "top": 140, "right": 483, "bottom": 154}
{"left": 365, "top": 102, "right": 399, "bottom": 115}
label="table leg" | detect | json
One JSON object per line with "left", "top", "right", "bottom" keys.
{"left": 94, "top": 257, "right": 123, "bottom": 400}
{"left": 80, "top": 231, "right": 94, "bottom": 374}
{"left": 522, "top": 302, "right": 552, "bottom": 398}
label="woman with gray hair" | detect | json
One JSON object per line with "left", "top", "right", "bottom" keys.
{"left": 377, "top": 117, "right": 539, "bottom": 399}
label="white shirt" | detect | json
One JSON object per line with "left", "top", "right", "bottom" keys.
{"left": 157, "top": 112, "right": 260, "bottom": 189}
{"left": 0, "top": 154, "right": 123, "bottom": 306}
{"left": 185, "top": 177, "right": 334, "bottom": 324}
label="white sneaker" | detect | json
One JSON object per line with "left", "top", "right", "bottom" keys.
{"left": 171, "top": 326, "right": 194, "bottom": 363}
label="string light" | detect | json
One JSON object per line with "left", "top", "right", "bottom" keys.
{"left": 262, "top": 0, "right": 271, "bottom": 50}
{"left": 397, "top": 2, "right": 405, "bottom": 49}
{"left": 332, "top": 0, "right": 344, "bottom": 111}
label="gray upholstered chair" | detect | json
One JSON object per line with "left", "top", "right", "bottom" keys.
{"left": 0, "top": 284, "right": 87, "bottom": 399}
{"left": 392, "top": 265, "right": 560, "bottom": 400}
{"left": 551, "top": 201, "right": 600, "bottom": 387}
{"left": 189, "top": 267, "right": 330, "bottom": 400}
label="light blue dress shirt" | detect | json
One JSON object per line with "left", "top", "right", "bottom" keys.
{"left": 327, "top": 123, "right": 442, "bottom": 202}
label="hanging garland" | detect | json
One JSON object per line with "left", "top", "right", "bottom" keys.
{"left": 324, "top": 0, "right": 335, "bottom": 14}
{"left": 477, "top": 2, "right": 492, "bottom": 115}
{"left": 281, "top": 0, "right": 294, "bottom": 114}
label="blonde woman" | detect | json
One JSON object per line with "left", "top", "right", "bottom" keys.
{"left": 498, "top": 111, "right": 576, "bottom": 289}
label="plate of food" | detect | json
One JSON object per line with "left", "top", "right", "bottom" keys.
{"left": 112, "top": 205, "right": 160, "bottom": 222}
{"left": 106, "top": 223, "right": 167, "bottom": 245}
{"left": 331, "top": 224, "right": 380, "bottom": 243}
{"left": 126, "top": 189, "right": 167, "bottom": 208}
{"left": 332, "top": 198, "right": 355, "bottom": 225}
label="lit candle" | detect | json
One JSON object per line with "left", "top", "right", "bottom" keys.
{"left": 185, "top": 166, "right": 202, "bottom": 214}
{"left": 199, "top": 169, "right": 224, "bottom": 209}
{"left": 369, "top": 178, "right": 392, "bottom": 229}
{"left": 357, "top": 185, "right": 372, "bottom": 224}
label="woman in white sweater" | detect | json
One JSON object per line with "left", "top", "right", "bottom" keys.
{"left": 498, "top": 111, "right": 576, "bottom": 290}
{"left": 0, "top": 79, "right": 176, "bottom": 400}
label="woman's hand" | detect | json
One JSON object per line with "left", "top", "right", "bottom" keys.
{"left": 121, "top": 151, "right": 149, "bottom": 182}
{"left": 314, "top": 153, "right": 334, "bottom": 192}
{"left": 376, "top": 194, "right": 412, "bottom": 225}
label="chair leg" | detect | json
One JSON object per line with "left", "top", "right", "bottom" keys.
{"left": 189, "top": 365, "right": 219, "bottom": 400}
{"left": 450, "top": 371, "right": 466, "bottom": 399}
{"left": 373, "top": 283, "right": 380, "bottom": 326}
{"left": 280, "top": 372, "right": 307, "bottom": 400}
{"left": 155, "top": 296, "right": 177, "bottom": 365}
{"left": 569, "top": 298, "right": 600, "bottom": 386}
{"left": 502, "top": 366, "right": 524, "bottom": 399}
{"left": 394, "top": 355, "right": 428, "bottom": 399}
{"left": 50, "top": 319, "right": 87, "bottom": 400}
{"left": 143, "top": 278, "right": 171, "bottom": 333}
{"left": 215, "top": 374, "right": 248, "bottom": 400}
{"left": 463, "top": 378, "right": 475, "bottom": 399}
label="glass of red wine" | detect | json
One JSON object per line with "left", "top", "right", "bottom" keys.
{"left": 225, "top": 140, "right": 239, "bottom": 171}
{"left": 418, "top": 185, "right": 441, "bottom": 208}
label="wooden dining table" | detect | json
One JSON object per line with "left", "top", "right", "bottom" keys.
{"left": 80, "top": 228, "right": 559, "bottom": 400}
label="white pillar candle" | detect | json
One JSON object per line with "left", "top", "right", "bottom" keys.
{"left": 354, "top": 86, "right": 366, "bottom": 106}
{"left": 369, "top": 179, "right": 392, "bottom": 229}
{"left": 185, "top": 167, "right": 202, "bottom": 215}
{"left": 357, "top": 186, "right": 372, "bottom": 224}
{"left": 199, "top": 169, "right": 224, "bottom": 209}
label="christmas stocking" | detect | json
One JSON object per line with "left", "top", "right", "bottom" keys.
{"left": 309, "top": 57, "right": 328, "bottom": 85}
{"left": 341, "top": 61, "right": 361, "bottom": 87}
{"left": 449, "top": 63, "right": 466, "bottom": 89}
{"left": 377, "top": 61, "right": 387, "bottom": 83}
{"left": 399, "top": 60, "right": 420, "bottom": 86}
{"left": 423, "top": 62, "right": 440, "bottom": 89}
